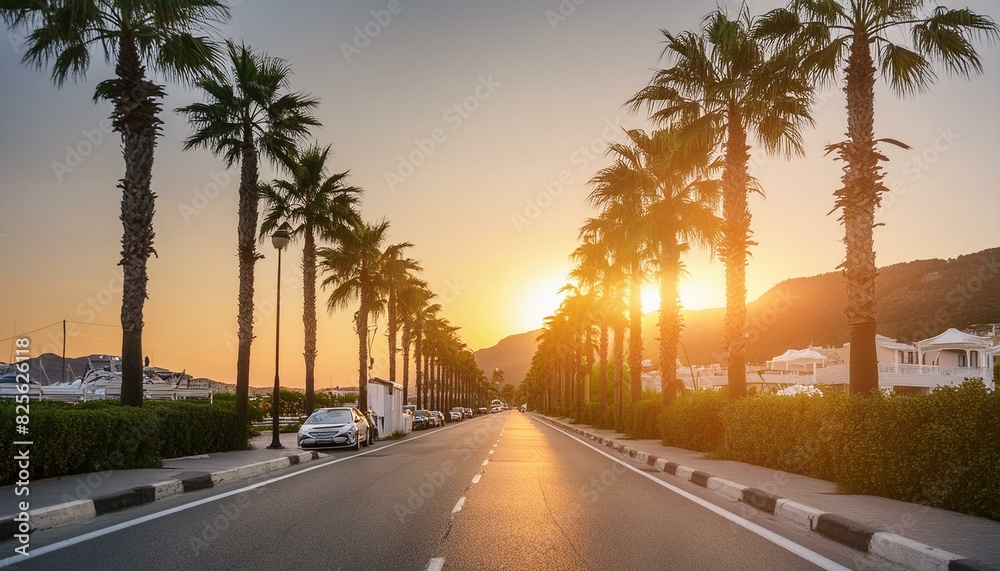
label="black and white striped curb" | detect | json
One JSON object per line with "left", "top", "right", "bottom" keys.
{"left": 540, "top": 416, "right": 993, "bottom": 571}
{"left": 1, "top": 451, "right": 320, "bottom": 539}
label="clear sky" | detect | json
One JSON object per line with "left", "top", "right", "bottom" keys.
{"left": 1, "top": 0, "right": 998, "bottom": 388}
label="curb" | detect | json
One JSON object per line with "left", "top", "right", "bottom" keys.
{"left": 538, "top": 415, "right": 991, "bottom": 571}
{"left": 0, "top": 450, "right": 320, "bottom": 539}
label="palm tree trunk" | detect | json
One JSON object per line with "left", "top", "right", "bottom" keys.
{"left": 112, "top": 29, "right": 165, "bottom": 407}
{"left": 723, "top": 103, "right": 750, "bottom": 402}
{"left": 235, "top": 122, "right": 260, "bottom": 425}
{"left": 842, "top": 35, "right": 880, "bottom": 396}
{"left": 629, "top": 259, "right": 643, "bottom": 402}
{"left": 658, "top": 244, "right": 681, "bottom": 405}
{"left": 599, "top": 322, "right": 609, "bottom": 415}
{"left": 302, "top": 224, "right": 317, "bottom": 414}
{"left": 402, "top": 321, "right": 411, "bottom": 405}
{"left": 388, "top": 289, "right": 398, "bottom": 385}
{"left": 358, "top": 303, "right": 369, "bottom": 411}
{"left": 613, "top": 322, "right": 624, "bottom": 421}
{"left": 414, "top": 321, "right": 423, "bottom": 408}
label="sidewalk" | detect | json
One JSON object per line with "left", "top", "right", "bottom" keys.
{"left": 540, "top": 414, "right": 1000, "bottom": 571}
{"left": 1, "top": 431, "right": 324, "bottom": 538}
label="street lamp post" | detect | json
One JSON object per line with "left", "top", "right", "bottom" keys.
{"left": 267, "top": 226, "right": 290, "bottom": 450}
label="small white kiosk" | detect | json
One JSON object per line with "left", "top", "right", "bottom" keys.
{"left": 367, "top": 377, "right": 411, "bottom": 435}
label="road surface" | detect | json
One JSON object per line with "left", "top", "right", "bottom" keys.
{"left": 1, "top": 412, "right": 900, "bottom": 570}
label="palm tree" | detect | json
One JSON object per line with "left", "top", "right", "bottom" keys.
{"left": 570, "top": 230, "right": 616, "bottom": 415}
{"left": 757, "top": 0, "right": 997, "bottom": 395}
{"left": 635, "top": 128, "right": 721, "bottom": 404}
{"left": 320, "top": 220, "right": 411, "bottom": 411}
{"left": 587, "top": 140, "right": 656, "bottom": 407}
{"left": 628, "top": 8, "right": 813, "bottom": 401}
{"left": 1, "top": 0, "right": 229, "bottom": 406}
{"left": 178, "top": 41, "right": 320, "bottom": 424}
{"left": 259, "top": 143, "right": 361, "bottom": 415}
{"left": 579, "top": 214, "right": 630, "bottom": 421}
{"left": 382, "top": 251, "right": 421, "bottom": 389}
{"left": 397, "top": 277, "right": 432, "bottom": 406}
{"left": 413, "top": 301, "right": 441, "bottom": 409}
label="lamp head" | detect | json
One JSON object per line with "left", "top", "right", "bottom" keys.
{"left": 271, "top": 226, "right": 290, "bottom": 250}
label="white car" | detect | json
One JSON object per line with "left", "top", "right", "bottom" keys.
{"left": 297, "top": 407, "right": 371, "bottom": 450}
{"left": 490, "top": 406, "right": 501, "bottom": 414}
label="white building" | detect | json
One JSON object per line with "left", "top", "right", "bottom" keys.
{"left": 367, "top": 378, "right": 410, "bottom": 435}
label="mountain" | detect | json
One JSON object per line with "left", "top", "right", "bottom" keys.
{"left": 475, "top": 247, "right": 1000, "bottom": 385}
{"left": 473, "top": 329, "right": 541, "bottom": 388}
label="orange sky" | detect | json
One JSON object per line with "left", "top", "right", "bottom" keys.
{"left": 1, "top": 1, "right": 998, "bottom": 388}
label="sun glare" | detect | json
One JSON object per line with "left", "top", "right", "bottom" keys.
{"left": 638, "top": 281, "right": 724, "bottom": 313}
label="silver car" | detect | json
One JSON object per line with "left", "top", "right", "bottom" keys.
{"left": 297, "top": 407, "right": 371, "bottom": 450}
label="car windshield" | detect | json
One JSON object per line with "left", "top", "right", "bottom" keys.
{"left": 414, "top": 410, "right": 430, "bottom": 417}
{"left": 305, "top": 409, "right": 352, "bottom": 425}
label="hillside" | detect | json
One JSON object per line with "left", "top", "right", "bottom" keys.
{"left": 477, "top": 247, "right": 1000, "bottom": 384}
{"left": 473, "top": 329, "right": 541, "bottom": 388}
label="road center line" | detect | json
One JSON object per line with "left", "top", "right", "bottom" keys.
{"left": 452, "top": 497, "right": 466, "bottom": 514}
{"left": 535, "top": 417, "right": 851, "bottom": 571}
{"left": 482, "top": 458, "right": 489, "bottom": 467}
{"left": 425, "top": 557, "right": 445, "bottom": 571}
{"left": 471, "top": 474, "right": 481, "bottom": 484}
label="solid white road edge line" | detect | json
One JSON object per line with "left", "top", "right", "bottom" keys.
{"left": 0, "top": 419, "right": 479, "bottom": 566}
{"left": 535, "top": 419, "right": 851, "bottom": 571}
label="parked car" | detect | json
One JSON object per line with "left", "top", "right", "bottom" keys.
{"left": 298, "top": 407, "right": 370, "bottom": 450}
{"left": 490, "top": 406, "right": 501, "bottom": 414}
{"left": 449, "top": 408, "right": 463, "bottom": 422}
{"left": 412, "top": 409, "right": 433, "bottom": 430}
{"left": 477, "top": 407, "right": 488, "bottom": 415}
{"left": 431, "top": 411, "right": 445, "bottom": 427}
{"left": 464, "top": 407, "right": 474, "bottom": 418}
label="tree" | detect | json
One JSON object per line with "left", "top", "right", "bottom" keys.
{"left": 636, "top": 128, "right": 721, "bottom": 404}
{"left": 396, "top": 277, "right": 432, "bottom": 406}
{"left": 628, "top": 7, "right": 813, "bottom": 401}
{"left": 757, "top": 0, "right": 997, "bottom": 394}
{"left": 2, "top": 0, "right": 230, "bottom": 406}
{"left": 178, "top": 40, "right": 320, "bottom": 424}
{"left": 586, "top": 139, "right": 656, "bottom": 407}
{"left": 320, "top": 220, "right": 411, "bottom": 411}
{"left": 382, "top": 250, "right": 421, "bottom": 389}
{"left": 571, "top": 232, "right": 616, "bottom": 415}
{"left": 578, "top": 215, "right": 630, "bottom": 421}
{"left": 259, "top": 143, "right": 361, "bottom": 415}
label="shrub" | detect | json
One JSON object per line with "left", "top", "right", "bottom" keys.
{"left": 660, "top": 389, "right": 728, "bottom": 453}
{"left": 1, "top": 399, "right": 249, "bottom": 484}
{"left": 722, "top": 380, "right": 1000, "bottom": 521}
{"left": 723, "top": 391, "right": 851, "bottom": 480}
{"left": 622, "top": 398, "right": 662, "bottom": 439}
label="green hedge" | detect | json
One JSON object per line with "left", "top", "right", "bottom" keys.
{"left": 723, "top": 380, "right": 1000, "bottom": 520}
{"left": 622, "top": 398, "right": 662, "bottom": 440}
{"left": 660, "top": 388, "right": 728, "bottom": 453}
{"left": 1, "top": 400, "right": 250, "bottom": 484}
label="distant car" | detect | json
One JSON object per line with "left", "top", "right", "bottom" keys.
{"left": 298, "top": 407, "right": 370, "bottom": 450}
{"left": 464, "top": 407, "right": 474, "bottom": 418}
{"left": 431, "top": 411, "right": 445, "bottom": 427}
{"left": 477, "top": 407, "right": 488, "bottom": 415}
{"left": 490, "top": 406, "right": 501, "bottom": 414}
{"left": 450, "top": 406, "right": 466, "bottom": 422}
{"left": 413, "top": 409, "right": 433, "bottom": 430}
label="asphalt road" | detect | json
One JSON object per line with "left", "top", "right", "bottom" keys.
{"left": 1, "top": 412, "right": 900, "bottom": 570}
